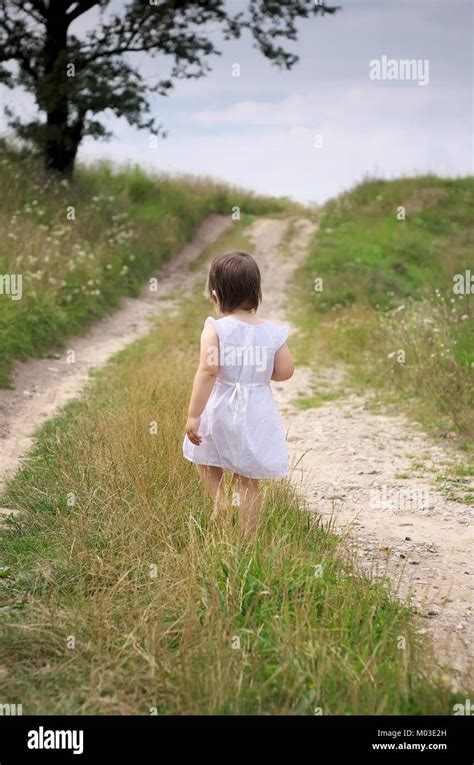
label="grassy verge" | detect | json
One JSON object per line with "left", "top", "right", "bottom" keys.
{"left": 0, "top": 227, "right": 463, "bottom": 714}
{"left": 0, "top": 140, "right": 294, "bottom": 386}
{"left": 293, "top": 176, "right": 474, "bottom": 453}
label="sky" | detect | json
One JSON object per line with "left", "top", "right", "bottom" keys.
{"left": 1, "top": 0, "right": 473, "bottom": 203}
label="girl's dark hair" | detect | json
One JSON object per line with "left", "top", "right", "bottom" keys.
{"left": 207, "top": 251, "right": 262, "bottom": 313}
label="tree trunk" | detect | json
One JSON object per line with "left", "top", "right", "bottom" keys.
{"left": 45, "top": 135, "right": 80, "bottom": 179}
{"left": 42, "top": 1, "right": 75, "bottom": 177}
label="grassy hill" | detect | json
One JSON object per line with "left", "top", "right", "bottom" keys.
{"left": 0, "top": 141, "right": 292, "bottom": 386}
{"left": 294, "top": 175, "right": 474, "bottom": 443}
{"left": 0, "top": 156, "right": 471, "bottom": 713}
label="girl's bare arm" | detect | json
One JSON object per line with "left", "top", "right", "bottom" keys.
{"left": 185, "top": 324, "right": 219, "bottom": 445}
{"left": 271, "top": 342, "right": 294, "bottom": 382}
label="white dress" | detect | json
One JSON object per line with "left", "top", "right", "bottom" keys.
{"left": 183, "top": 315, "right": 290, "bottom": 479}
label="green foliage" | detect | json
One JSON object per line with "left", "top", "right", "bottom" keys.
{"left": 0, "top": 0, "right": 339, "bottom": 174}
{"left": 300, "top": 176, "right": 473, "bottom": 312}
{"left": 294, "top": 175, "right": 474, "bottom": 437}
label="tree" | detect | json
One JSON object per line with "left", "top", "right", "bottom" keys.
{"left": 0, "top": 0, "right": 339, "bottom": 177}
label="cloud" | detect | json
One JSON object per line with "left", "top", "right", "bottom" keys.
{"left": 2, "top": 0, "right": 472, "bottom": 203}
{"left": 181, "top": 84, "right": 466, "bottom": 130}
{"left": 79, "top": 110, "right": 470, "bottom": 204}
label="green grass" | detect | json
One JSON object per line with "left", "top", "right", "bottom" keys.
{"left": 293, "top": 175, "right": 474, "bottom": 441}
{"left": 0, "top": 153, "right": 470, "bottom": 714}
{"left": 0, "top": 140, "right": 295, "bottom": 387}
{"left": 0, "top": 223, "right": 464, "bottom": 714}
{"left": 299, "top": 176, "right": 473, "bottom": 313}
{"left": 295, "top": 390, "right": 345, "bottom": 410}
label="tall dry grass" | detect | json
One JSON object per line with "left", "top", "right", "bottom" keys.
{"left": 0, "top": 297, "right": 460, "bottom": 714}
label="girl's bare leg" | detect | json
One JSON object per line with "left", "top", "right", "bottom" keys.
{"left": 195, "top": 464, "right": 228, "bottom": 521}
{"left": 232, "top": 473, "right": 262, "bottom": 535}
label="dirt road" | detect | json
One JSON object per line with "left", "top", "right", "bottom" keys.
{"left": 1, "top": 214, "right": 472, "bottom": 689}
{"left": 248, "top": 217, "right": 473, "bottom": 691}
{"left": 0, "top": 214, "right": 231, "bottom": 501}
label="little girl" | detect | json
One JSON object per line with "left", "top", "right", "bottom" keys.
{"left": 183, "top": 250, "right": 294, "bottom": 534}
